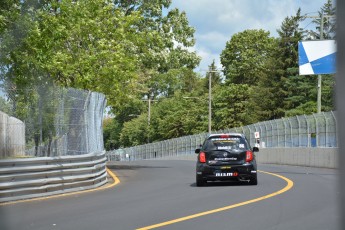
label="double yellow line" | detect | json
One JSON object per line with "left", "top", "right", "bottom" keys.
{"left": 136, "top": 170, "right": 294, "bottom": 230}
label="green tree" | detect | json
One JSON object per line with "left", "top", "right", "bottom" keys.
{"left": 120, "top": 113, "right": 149, "bottom": 147}
{"left": 0, "top": 0, "right": 21, "bottom": 33}
{"left": 118, "top": 87, "right": 209, "bottom": 147}
{"left": 103, "top": 117, "right": 122, "bottom": 150}
{"left": 212, "top": 84, "right": 255, "bottom": 130}
{"left": 284, "top": 74, "right": 318, "bottom": 116}
{"left": 0, "top": 96, "right": 12, "bottom": 115}
{"left": 306, "top": 0, "right": 336, "bottom": 113}
{"left": 219, "top": 29, "right": 276, "bottom": 123}
{"left": 112, "top": 0, "right": 200, "bottom": 107}
{"left": 220, "top": 29, "right": 275, "bottom": 85}
{"left": 153, "top": 94, "right": 208, "bottom": 140}
{"left": 306, "top": 0, "right": 336, "bottom": 40}
{"left": 258, "top": 9, "right": 304, "bottom": 119}
{"left": 144, "top": 68, "right": 200, "bottom": 99}
{"left": 204, "top": 60, "right": 222, "bottom": 90}
{"left": 284, "top": 74, "right": 335, "bottom": 116}
{"left": 283, "top": 5, "right": 335, "bottom": 116}
{"left": 1, "top": 0, "right": 200, "bottom": 113}
{"left": 114, "top": 0, "right": 200, "bottom": 72}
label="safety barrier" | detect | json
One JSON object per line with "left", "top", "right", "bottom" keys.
{"left": 0, "top": 111, "right": 25, "bottom": 158}
{"left": 107, "top": 111, "right": 338, "bottom": 162}
{"left": 0, "top": 151, "right": 107, "bottom": 203}
{"left": 108, "top": 148, "right": 338, "bottom": 169}
{"left": 256, "top": 147, "right": 338, "bottom": 168}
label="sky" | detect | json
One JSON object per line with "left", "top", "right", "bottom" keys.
{"left": 168, "top": 0, "right": 330, "bottom": 73}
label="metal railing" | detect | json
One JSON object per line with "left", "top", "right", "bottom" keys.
{"left": 0, "top": 151, "right": 107, "bottom": 203}
{"left": 107, "top": 111, "right": 337, "bottom": 161}
{"left": 1, "top": 85, "right": 108, "bottom": 202}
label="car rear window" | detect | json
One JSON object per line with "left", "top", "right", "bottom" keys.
{"left": 203, "top": 136, "right": 248, "bottom": 151}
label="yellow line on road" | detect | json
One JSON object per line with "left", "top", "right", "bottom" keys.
{"left": 136, "top": 170, "right": 294, "bottom": 230}
{"left": 0, "top": 167, "right": 120, "bottom": 206}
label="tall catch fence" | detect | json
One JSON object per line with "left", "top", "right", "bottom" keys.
{"left": 107, "top": 111, "right": 337, "bottom": 161}
{"left": 0, "top": 85, "right": 106, "bottom": 158}
{"left": 1, "top": 85, "right": 109, "bottom": 202}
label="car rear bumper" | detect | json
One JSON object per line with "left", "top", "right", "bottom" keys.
{"left": 196, "top": 163, "right": 257, "bottom": 182}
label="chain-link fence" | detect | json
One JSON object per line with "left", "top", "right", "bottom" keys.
{"left": 107, "top": 111, "right": 337, "bottom": 161}
{"left": 0, "top": 85, "right": 106, "bottom": 158}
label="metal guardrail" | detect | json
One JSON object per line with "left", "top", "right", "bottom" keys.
{"left": 0, "top": 151, "right": 107, "bottom": 203}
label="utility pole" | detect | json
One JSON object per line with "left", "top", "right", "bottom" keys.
{"left": 317, "top": 14, "right": 324, "bottom": 113}
{"left": 305, "top": 14, "right": 334, "bottom": 113}
{"left": 185, "top": 68, "right": 222, "bottom": 134}
{"left": 148, "top": 97, "right": 151, "bottom": 127}
{"left": 208, "top": 70, "right": 212, "bottom": 134}
{"left": 207, "top": 69, "right": 222, "bottom": 134}
{"left": 142, "top": 94, "right": 157, "bottom": 143}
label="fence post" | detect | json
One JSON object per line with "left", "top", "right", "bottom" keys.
{"left": 304, "top": 115, "right": 310, "bottom": 147}
{"left": 288, "top": 118, "right": 293, "bottom": 147}
{"left": 269, "top": 121, "right": 274, "bottom": 147}
{"left": 323, "top": 112, "right": 328, "bottom": 147}
{"left": 331, "top": 111, "right": 337, "bottom": 147}
{"left": 312, "top": 114, "right": 319, "bottom": 147}
{"left": 296, "top": 116, "right": 301, "bottom": 147}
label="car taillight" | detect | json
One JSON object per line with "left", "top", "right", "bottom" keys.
{"left": 199, "top": 152, "right": 206, "bottom": 163}
{"left": 246, "top": 151, "right": 253, "bottom": 162}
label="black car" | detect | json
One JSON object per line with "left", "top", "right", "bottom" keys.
{"left": 195, "top": 133, "right": 258, "bottom": 186}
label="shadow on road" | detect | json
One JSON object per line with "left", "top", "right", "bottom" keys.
{"left": 107, "top": 164, "right": 171, "bottom": 170}
{"left": 190, "top": 181, "right": 254, "bottom": 187}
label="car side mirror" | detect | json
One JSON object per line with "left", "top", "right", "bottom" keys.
{"left": 195, "top": 148, "right": 201, "bottom": 154}
{"left": 253, "top": 147, "right": 259, "bottom": 152}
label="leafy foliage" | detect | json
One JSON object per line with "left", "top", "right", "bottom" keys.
{"left": 306, "top": 0, "right": 336, "bottom": 40}
{"left": 260, "top": 9, "right": 305, "bottom": 119}
{"left": 212, "top": 84, "right": 255, "bottom": 130}
{"left": 0, "top": 1, "right": 336, "bottom": 149}
{"left": 0, "top": 96, "right": 12, "bottom": 115}
{"left": 220, "top": 29, "right": 276, "bottom": 85}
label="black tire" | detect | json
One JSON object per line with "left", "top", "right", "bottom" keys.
{"left": 249, "top": 175, "right": 258, "bottom": 185}
{"left": 196, "top": 175, "right": 206, "bottom": 187}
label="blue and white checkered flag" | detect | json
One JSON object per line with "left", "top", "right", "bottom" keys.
{"left": 299, "top": 40, "right": 336, "bottom": 75}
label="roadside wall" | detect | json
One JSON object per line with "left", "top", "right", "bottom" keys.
{"left": 256, "top": 148, "right": 338, "bottom": 168}
{"left": 0, "top": 111, "right": 25, "bottom": 158}
{"left": 141, "top": 148, "right": 339, "bottom": 169}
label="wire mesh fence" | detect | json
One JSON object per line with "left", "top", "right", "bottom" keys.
{"left": 0, "top": 84, "right": 106, "bottom": 158}
{"left": 107, "top": 111, "right": 337, "bottom": 161}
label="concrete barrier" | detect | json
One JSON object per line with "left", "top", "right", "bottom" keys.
{"left": 256, "top": 148, "right": 338, "bottom": 168}
{"left": 144, "top": 148, "right": 338, "bottom": 169}
{"left": 0, "top": 111, "right": 25, "bottom": 158}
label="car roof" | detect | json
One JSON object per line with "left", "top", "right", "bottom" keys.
{"left": 207, "top": 133, "right": 245, "bottom": 139}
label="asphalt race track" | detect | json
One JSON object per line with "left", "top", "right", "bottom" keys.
{"left": 0, "top": 160, "right": 340, "bottom": 230}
